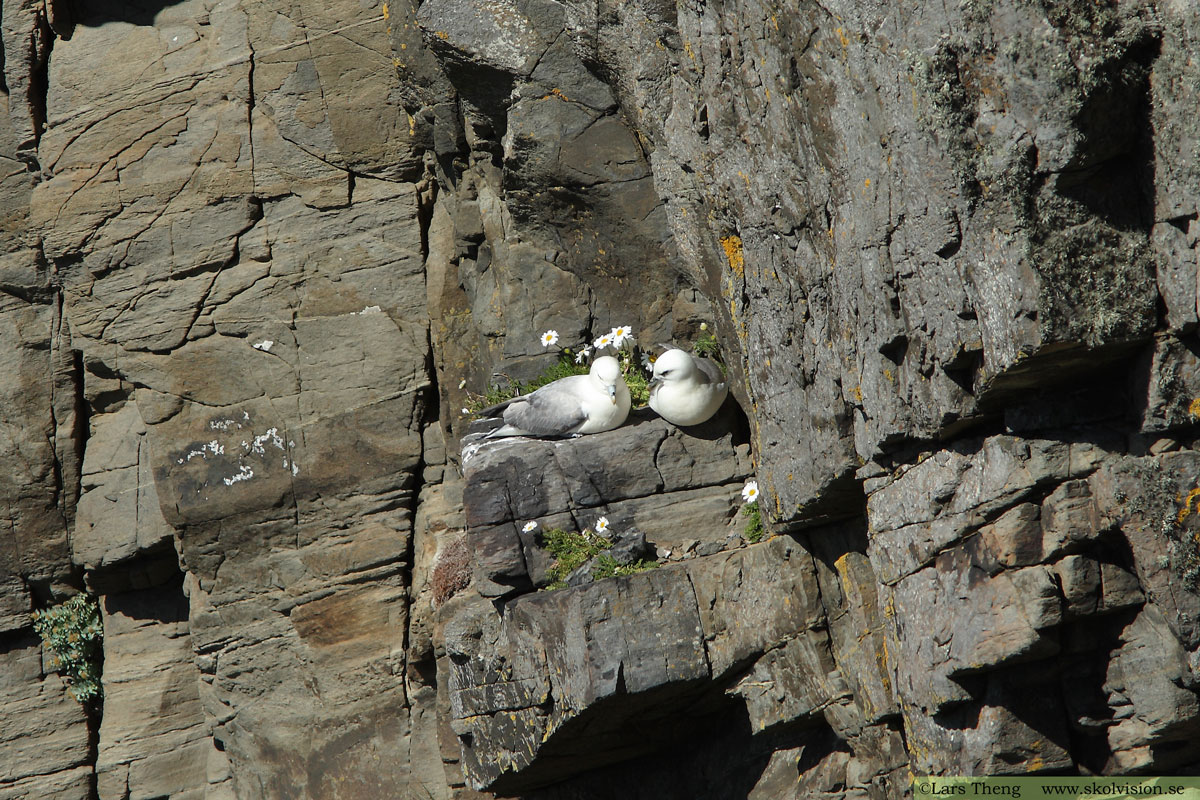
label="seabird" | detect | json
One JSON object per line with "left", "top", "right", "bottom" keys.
{"left": 480, "top": 355, "right": 631, "bottom": 438}
{"left": 648, "top": 348, "right": 728, "bottom": 426}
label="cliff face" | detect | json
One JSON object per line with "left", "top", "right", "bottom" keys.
{"left": 2, "top": 0, "right": 1199, "bottom": 798}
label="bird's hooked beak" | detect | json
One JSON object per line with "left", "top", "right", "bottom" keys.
{"left": 607, "top": 384, "right": 617, "bottom": 404}
{"left": 649, "top": 375, "right": 663, "bottom": 390}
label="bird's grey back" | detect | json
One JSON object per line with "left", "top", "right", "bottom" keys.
{"left": 500, "top": 375, "right": 591, "bottom": 435}
{"left": 693, "top": 356, "right": 726, "bottom": 386}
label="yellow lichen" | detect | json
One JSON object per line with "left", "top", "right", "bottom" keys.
{"left": 720, "top": 235, "right": 745, "bottom": 277}
{"left": 1189, "top": 398, "right": 1200, "bottom": 418}
{"left": 381, "top": 1, "right": 389, "bottom": 19}
{"left": 1178, "top": 488, "right": 1200, "bottom": 524}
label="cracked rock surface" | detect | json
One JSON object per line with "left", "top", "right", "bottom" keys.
{"left": 3, "top": 0, "right": 1200, "bottom": 798}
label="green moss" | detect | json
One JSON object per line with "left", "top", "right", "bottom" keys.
{"left": 592, "top": 554, "right": 660, "bottom": 580}
{"left": 543, "top": 528, "right": 611, "bottom": 589}
{"left": 32, "top": 594, "right": 103, "bottom": 704}
{"left": 542, "top": 528, "right": 660, "bottom": 589}
{"left": 742, "top": 502, "right": 765, "bottom": 544}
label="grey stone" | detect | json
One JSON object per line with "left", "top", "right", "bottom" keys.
{"left": 446, "top": 565, "right": 710, "bottom": 793}
{"left": 688, "top": 536, "right": 824, "bottom": 679}
{"left": 0, "top": 634, "right": 93, "bottom": 800}
{"left": 461, "top": 415, "right": 751, "bottom": 595}
{"left": 95, "top": 580, "right": 210, "bottom": 800}
{"left": 888, "top": 549, "right": 1062, "bottom": 714}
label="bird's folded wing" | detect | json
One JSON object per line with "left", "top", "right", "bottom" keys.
{"left": 504, "top": 386, "right": 588, "bottom": 435}
{"left": 695, "top": 357, "right": 727, "bottom": 387}
{"left": 476, "top": 395, "right": 520, "bottom": 418}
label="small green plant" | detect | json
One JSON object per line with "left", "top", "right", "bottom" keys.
{"left": 540, "top": 518, "right": 660, "bottom": 589}
{"left": 543, "top": 527, "right": 612, "bottom": 589}
{"left": 592, "top": 554, "right": 660, "bottom": 580}
{"left": 741, "top": 480, "right": 765, "bottom": 543}
{"left": 32, "top": 594, "right": 103, "bottom": 703}
{"left": 623, "top": 362, "right": 650, "bottom": 407}
{"left": 693, "top": 329, "right": 722, "bottom": 363}
{"left": 742, "top": 502, "right": 765, "bottom": 544}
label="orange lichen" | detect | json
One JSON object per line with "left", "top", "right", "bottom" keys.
{"left": 1179, "top": 488, "right": 1200, "bottom": 524}
{"left": 720, "top": 235, "right": 745, "bottom": 277}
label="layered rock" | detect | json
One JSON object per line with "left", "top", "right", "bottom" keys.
{"left": 3, "top": 0, "right": 1200, "bottom": 797}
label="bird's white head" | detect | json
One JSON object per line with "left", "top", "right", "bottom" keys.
{"left": 650, "top": 348, "right": 695, "bottom": 387}
{"left": 590, "top": 355, "right": 623, "bottom": 403}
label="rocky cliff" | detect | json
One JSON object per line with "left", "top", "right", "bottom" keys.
{"left": 2, "top": 0, "right": 1199, "bottom": 797}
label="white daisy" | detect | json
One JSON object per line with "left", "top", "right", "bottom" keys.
{"left": 595, "top": 516, "right": 610, "bottom": 534}
{"left": 742, "top": 480, "right": 760, "bottom": 504}
{"left": 575, "top": 345, "right": 592, "bottom": 364}
{"left": 541, "top": 330, "right": 559, "bottom": 348}
{"left": 522, "top": 521, "right": 538, "bottom": 533}
{"left": 699, "top": 322, "right": 708, "bottom": 331}
{"left": 461, "top": 407, "right": 470, "bottom": 415}
{"left": 610, "top": 325, "right": 634, "bottom": 348}
{"left": 593, "top": 333, "right": 613, "bottom": 350}
{"left": 640, "top": 352, "right": 655, "bottom": 371}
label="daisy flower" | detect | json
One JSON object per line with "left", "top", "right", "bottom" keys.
{"left": 742, "top": 480, "right": 760, "bottom": 504}
{"left": 461, "top": 408, "right": 470, "bottom": 415}
{"left": 610, "top": 325, "right": 634, "bottom": 348}
{"left": 640, "top": 352, "right": 655, "bottom": 371}
{"left": 594, "top": 516, "right": 610, "bottom": 534}
{"left": 575, "top": 345, "right": 592, "bottom": 364}
{"left": 522, "top": 521, "right": 538, "bottom": 533}
{"left": 540, "top": 330, "right": 559, "bottom": 348}
{"left": 593, "top": 333, "right": 613, "bottom": 350}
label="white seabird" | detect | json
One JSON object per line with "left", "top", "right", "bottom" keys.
{"left": 481, "top": 355, "right": 631, "bottom": 438}
{"left": 648, "top": 348, "right": 728, "bottom": 426}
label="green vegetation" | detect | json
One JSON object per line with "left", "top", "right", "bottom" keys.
{"left": 592, "top": 554, "right": 660, "bottom": 580}
{"left": 466, "top": 354, "right": 589, "bottom": 412}
{"left": 542, "top": 528, "right": 658, "bottom": 590}
{"left": 693, "top": 330, "right": 722, "bottom": 363}
{"left": 742, "top": 502, "right": 765, "bottom": 544}
{"left": 544, "top": 528, "right": 612, "bottom": 589}
{"left": 623, "top": 357, "right": 650, "bottom": 407}
{"left": 465, "top": 350, "right": 654, "bottom": 412}
{"left": 32, "top": 594, "right": 103, "bottom": 704}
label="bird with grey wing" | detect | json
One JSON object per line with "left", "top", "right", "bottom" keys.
{"left": 479, "top": 355, "right": 632, "bottom": 438}
{"left": 648, "top": 348, "right": 728, "bottom": 426}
